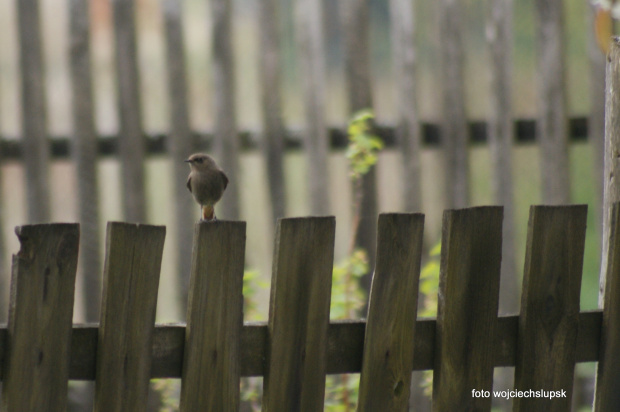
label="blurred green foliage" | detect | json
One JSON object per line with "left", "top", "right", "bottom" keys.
{"left": 345, "top": 109, "right": 384, "bottom": 180}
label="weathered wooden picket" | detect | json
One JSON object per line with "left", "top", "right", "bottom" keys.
{"left": 1, "top": 204, "right": 619, "bottom": 411}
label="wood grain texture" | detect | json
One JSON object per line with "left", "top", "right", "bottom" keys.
{"left": 69, "top": 0, "right": 102, "bottom": 322}
{"left": 535, "top": 0, "right": 570, "bottom": 204}
{"left": 296, "top": 0, "right": 330, "bottom": 215}
{"left": 438, "top": 0, "right": 468, "bottom": 209}
{"left": 112, "top": 0, "right": 146, "bottom": 223}
{"left": 17, "top": 0, "right": 51, "bottom": 223}
{"left": 94, "top": 223, "right": 165, "bottom": 412}
{"left": 595, "top": 202, "right": 620, "bottom": 410}
{"left": 263, "top": 217, "right": 335, "bottom": 411}
{"left": 54, "top": 311, "right": 604, "bottom": 381}
{"left": 161, "top": 0, "right": 197, "bottom": 315}
{"left": 600, "top": 38, "right": 620, "bottom": 305}
{"left": 179, "top": 221, "right": 246, "bottom": 411}
{"left": 2, "top": 224, "right": 79, "bottom": 411}
{"left": 432, "top": 207, "right": 503, "bottom": 411}
{"left": 513, "top": 205, "right": 587, "bottom": 411}
{"left": 358, "top": 214, "right": 424, "bottom": 411}
{"left": 259, "top": 0, "right": 286, "bottom": 222}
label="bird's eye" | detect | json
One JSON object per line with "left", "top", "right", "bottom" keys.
{"left": 196, "top": 158, "right": 203, "bottom": 164}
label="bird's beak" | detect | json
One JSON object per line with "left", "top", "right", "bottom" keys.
{"left": 184, "top": 159, "right": 191, "bottom": 163}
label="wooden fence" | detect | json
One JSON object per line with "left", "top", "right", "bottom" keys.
{"left": 2, "top": 204, "right": 620, "bottom": 410}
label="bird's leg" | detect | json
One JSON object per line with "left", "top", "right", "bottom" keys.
{"left": 202, "top": 205, "right": 215, "bottom": 221}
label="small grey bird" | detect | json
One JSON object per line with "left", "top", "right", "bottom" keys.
{"left": 185, "top": 153, "right": 229, "bottom": 221}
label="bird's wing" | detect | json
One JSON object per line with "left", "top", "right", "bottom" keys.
{"left": 186, "top": 175, "right": 192, "bottom": 193}
{"left": 221, "top": 171, "right": 229, "bottom": 190}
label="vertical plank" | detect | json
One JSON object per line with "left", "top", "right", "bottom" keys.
{"left": 179, "top": 221, "right": 246, "bottom": 411}
{"left": 262, "top": 217, "right": 335, "bottom": 411}
{"left": 0, "top": 179, "right": 6, "bottom": 322}
{"left": 432, "top": 207, "right": 503, "bottom": 411}
{"left": 259, "top": 0, "right": 286, "bottom": 221}
{"left": 296, "top": 0, "right": 330, "bottom": 215}
{"left": 595, "top": 202, "right": 620, "bottom": 410}
{"left": 487, "top": 0, "right": 519, "bottom": 315}
{"left": 600, "top": 38, "right": 620, "bottom": 305}
{"left": 69, "top": 0, "right": 102, "bottom": 322}
{"left": 535, "top": 0, "right": 570, "bottom": 204}
{"left": 357, "top": 214, "right": 424, "bottom": 411}
{"left": 588, "top": 3, "right": 606, "bottom": 229}
{"left": 2, "top": 224, "right": 79, "bottom": 411}
{"left": 513, "top": 205, "right": 587, "bottom": 411}
{"left": 438, "top": 0, "right": 468, "bottom": 209}
{"left": 210, "top": 0, "right": 240, "bottom": 220}
{"left": 486, "top": 8, "right": 519, "bottom": 407}
{"left": 389, "top": 0, "right": 422, "bottom": 213}
{"left": 341, "top": 0, "right": 378, "bottom": 271}
{"left": 161, "top": 0, "right": 196, "bottom": 314}
{"left": 94, "top": 222, "right": 166, "bottom": 412}
{"left": 112, "top": 0, "right": 147, "bottom": 223}
{"left": 17, "top": 0, "right": 51, "bottom": 223}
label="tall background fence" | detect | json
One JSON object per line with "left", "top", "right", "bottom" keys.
{"left": 0, "top": 0, "right": 612, "bottom": 409}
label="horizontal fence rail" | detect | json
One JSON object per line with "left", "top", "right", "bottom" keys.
{"left": 1, "top": 205, "right": 619, "bottom": 410}
{"left": 0, "top": 117, "right": 590, "bottom": 160}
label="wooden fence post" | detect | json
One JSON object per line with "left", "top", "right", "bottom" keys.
{"left": 432, "top": 207, "right": 503, "bottom": 410}
{"left": 588, "top": 3, "right": 607, "bottom": 227}
{"left": 513, "top": 205, "right": 587, "bottom": 411}
{"left": 17, "top": 0, "right": 50, "bottom": 223}
{"left": 112, "top": 0, "right": 147, "bottom": 223}
{"left": 94, "top": 223, "right": 166, "bottom": 412}
{"left": 595, "top": 202, "right": 620, "bottom": 410}
{"left": 357, "top": 213, "right": 424, "bottom": 411}
{"left": 296, "top": 0, "right": 330, "bottom": 216}
{"left": 535, "top": 0, "right": 570, "bottom": 204}
{"left": 2, "top": 224, "right": 79, "bottom": 411}
{"left": 211, "top": 0, "right": 240, "bottom": 220}
{"left": 438, "top": 0, "right": 468, "bottom": 209}
{"left": 179, "top": 221, "right": 246, "bottom": 411}
{"left": 594, "top": 35, "right": 620, "bottom": 412}
{"left": 341, "top": 0, "right": 378, "bottom": 272}
{"left": 390, "top": 0, "right": 422, "bottom": 213}
{"left": 161, "top": 0, "right": 198, "bottom": 315}
{"left": 487, "top": 0, "right": 519, "bottom": 316}
{"left": 487, "top": 3, "right": 518, "bottom": 409}
{"left": 259, "top": 0, "right": 286, "bottom": 222}
{"left": 69, "top": 0, "right": 102, "bottom": 323}
{"left": 263, "top": 217, "right": 335, "bottom": 411}
{"left": 600, "top": 37, "right": 620, "bottom": 305}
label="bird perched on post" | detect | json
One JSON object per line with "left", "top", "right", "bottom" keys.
{"left": 185, "top": 153, "right": 229, "bottom": 221}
